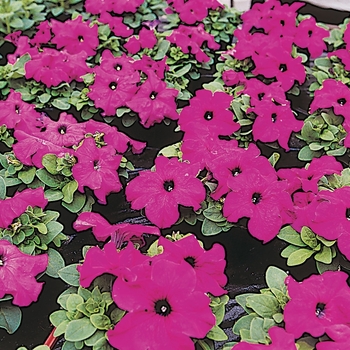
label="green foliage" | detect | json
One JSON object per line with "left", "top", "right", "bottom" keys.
{"left": 0, "top": 302, "right": 22, "bottom": 334}
{"left": 206, "top": 294, "right": 230, "bottom": 341}
{"left": 233, "top": 267, "right": 288, "bottom": 344}
{"left": 0, "top": 206, "right": 67, "bottom": 258}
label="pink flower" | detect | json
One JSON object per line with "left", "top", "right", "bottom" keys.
{"left": 96, "top": 50, "right": 136, "bottom": 76}
{"left": 222, "top": 70, "right": 246, "bottom": 87}
{"left": 126, "top": 72, "right": 179, "bottom": 128}
{"left": 30, "top": 20, "right": 52, "bottom": 46}
{"left": 73, "top": 211, "right": 160, "bottom": 247}
{"left": 284, "top": 271, "right": 350, "bottom": 338}
{"left": 125, "top": 156, "right": 206, "bottom": 228}
{"left": 124, "top": 28, "right": 157, "bottom": 54}
{"left": 108, "top": 259, "right": 215, "bottom": 350}
{"left": 77, "top": 242, "right": 149, "bottom": 288}
{"left": 329, "top": 49, "right": 350, "bottom": 71}
{"left": 72, "top": 138, "right": 122, "bottom": 204}
{"left": 98, "top": 12, "right": 133, "bottom": 38}
{"left": 51, "top": 15, "right": 98, "bottom": 56}
{"left": 88, "top": 68, "right": 140, "bottom": 116}
{"left": 249, "top": 100, "right": 303, "bottom": 150}
{"left": 6, "top": 35, "right": 37, "bottom": 64}
{"left": 317, "top": 325, "right": 350, "bottom": 350}
{"left": 232, "top": 327, "right": 297, "bottom": 350}
{"left": 178, "top": 89, "right": 239, "bottom": 138}
{"left": 158, "top": 235, "right": 227, "bottom": 296}
{"left": 0, "top": 188, "right": 48, "bottom": 228}
{"left": 223, "top": 169, "right": 293, "bottom": 243}
{"left": 0, "top": 90, "right": 40, "bottom": 129}
{"left": 0, "top": 240, "right": 48, "bottom": 306}
{"left": 310, "top": 79, "right": 350, "bottom": 119}
{"left": 294, "top": 17, "right": 329, "bottom": 58}
{"left": 132, "top": 55, "right": 169, "bottom": 79}
{"left": 42, "top": 112, "right": 85, "bottom": 147}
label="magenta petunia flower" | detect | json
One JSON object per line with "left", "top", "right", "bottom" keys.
{"left": 222, "top": 70, "right": 246, "bottom": 87}
{"left": 42, "top": 112, "right": 85, "bottom": 147}
{"left": 125, "top": 156, "right": 206, "bottom": 228}
{"left": 77, "top": 242, "right": 149, "bottom": 288}
{"left": 310, "top": 79, "right": 350, "bottom": 118}
{"left": 132, "top": 55, "right": 169, "bottom": 79}
{"left": 73, "top": 211, "right": 160, "bottom": 247}
{"left": 72, "top": 137, "right": 122, "bottom": 204}
{"left": 88, "top": 68, "right": 140, "bottom": 116}
{"left": 209, "top": 143, "right": 276, "bottom": 200}
{"left": 223, "top": 169, "right": 293, "bottom": 243}
{"left": 317, "top": 325, "right": 350, "bottom": 350}
{"left": 51, "top": 15, "right": 98, "bottom": 56}
{"left": 108, "top": 259, "right": 215, "bottom": 350}
{"left": 30, "top": 20, "right": 52, "bottom": 47}
{"left": 98, "top": 12, "right": 133, "bottom": 38}
{"left": 178, "top": 89, "right": 239, "bottom": 138}
{"left": 158, "top": 235, "right": 227, "bottom": 296}
{"left": 329, "top": 49, "right": 350, "bottom": 71}
{"left": 0, "top": 188, "right": 48, "bottom": 229}
{"left": 284, "top": 271, "right": 350, "bottom": 339}
{"left": 84, "top": 0, "right": 114, "bottom": 14}
{"left": 126, "top": 72, "right": 179, "bottom": 128}
{"left": 0, "top": 90, "right": 41, "bottom": 129}
{"left": 5, "top": 35, "right": 38, "bottom": 64}
{"left": 124, "top": 27, "right": 157, "bottom": 54}
{"left": 232, "top": 326, "right": 297, "bottom": 350}
{"left": 249, "top": 100, "right": 303, "bottom": 150}
{"left": 0, "top": 240, "right": 48, "bottom": 306}
{"left": 294, "top": 17, "right": 329, "bottom": 58}
{"left": 252, "top": 47, "right": 306, "bottom": 91}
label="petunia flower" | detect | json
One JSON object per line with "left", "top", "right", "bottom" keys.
{"left": 0, "top": 240, "right": 48, "bottom": 306}
{"left": 98, "top": 12, "right": 133, "bottom": 38}
{"left": 51, "top": 15, "right": 98, "bottom": 56}
{"left": 125, "top": 156, "right": 206, "bottom": 228}
{"left": 88, "top": 68, "right": 140, "bottom": 116}
{"left": 316, "top": 324, "right": 350, "bottom": 350}
{"left": 108, "top": 259, "right": 215, "bottom": 350}
{"left": 178, "top": 89, "right": 239, "bottom": 138}
{"left": 30, "top": 20, "right": 52, "bottom": 47}
{"left": 72, "top": 138, "right": 122, "bottom": 204}
{"left": 0, "top": 188, "right": 48, "bottom": 229}
{"left": 232, "top": 326, "right": 297, "bottom": 349}
{"left": 6, "top": 35, "right": 38, "bottom": 64}
{"left": 73, "top": 211, "right": 160, "bottom": 247}
{"left": 132, "top": 55, "right": 169, "bottom": 79}
{"left": 223, "top": 169, "right": 293, "bottom": 243}
{"left": 249, "top": 100, "right": 303, "bottom": 150}
{"left": 222, "top": 70, "right": 246, "bottom": 87}
{"left": 328, "top": 49, "right": 350, "bottom": 71}
{"left": 124, "top": 27, "right": 157, "bottom": 55}
{"left": 284, "top": 271, "right": 350, "bottom": 339}
{"left": 294, "top": 17, "right": 329, "bottom": 58}
{"left": 126, "top": 72, "right": 179, "bottom": 128}
{"left": 309, "top": 79, "right": 350, "bottom": 119}
{"left": 157, "top": 235, "right": 227, "bottom": 296}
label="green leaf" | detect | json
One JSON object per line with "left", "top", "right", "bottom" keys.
{"left": 314, "top": 246, "right": 332, "bottom": 264}
{"left": 45, "top": 189, "right": 64, "bottom": 202}
{"left": 51, "top": 6, "right": 64, "bottom": 16}
{"left": 33, "top": 222, "right": 47, "bottom": 234}
{"left": 0, "top": 176, "right": 6, "bottom": 199}
{"left": 52, "top": 98, "right": 70, "bottom": 110}
{"left": 265, "top": 266, "right": 288, "bottom": 292}
{"left": 42, "top": 154, "right": 58, "bottom": 175}
{"left": 281, "top": 244, "right": 299, "bottom": 258}
{"left": 320, "top": 129, "right": 334, "bottom": 141}
{"left": 268, "top": 153, "right": 280, "bottom": 168}
{"left": 39, "top": 93, "right": 51, "bottom": 104}
{"left": 206, "top": 325, "right": 228, "bottom": 341}
{"left": 201, "top": 218, "right": 222, "bottom": 236}
{"left": 58, "top": 264, "right": 80, "bottom": 287}
{"left": 84, "top": 330, "right": 106, "bottom": 346}
{"left": 46, "top": 248, "right": 65, "bottom": 278}
{"left": 65, "top": 318, "right": 96, "bottom": 342}
{"left": 36, "top": 169, "right": 62, "bottom": 188}
{"left": 62, "top": 192, "right": 86, "bottom": 213}
{"left": 287, "top": 248, "right": 314, "bottom": 266}
{"left": 0, "top": 304, "right": 22, "bottom": 334}
{"left": 62, "top": 180, "right": 78, "bottom": 204}
{"left": 110, "top": 308, "right": 126, "bottom": 323}
{"left": 298, "top": 146, "right": 322, "bottom": 161}
{"left": 154, "top": 39, "right": 170, "bottom": 60}
{"left": 90, "top": 314, "right": 111, "bottom": 330}
{"left": 173, "top": 63, "right": 191, "bottom": 77}
{"left": 300, "top": 226, "right": 318, "bottom": 249}
{"left": 62, "top": 341, "right": 76, "bottom": 350}
{"left": 277, "top": 226, "right": 306, "bottom": 247}
{"left": 232, "top": 314, "right": 255, "bottom": 335}
{"left": 50, "top": 310, "right": 68, "bottom": 327}
{"left": 250, "top": 317, "right": 268, "bottom": 343}
{"left": 202, "top": 208, "right": 225, "bottom": 222}
{"left": 272, "top": 313, "right": 283, "bottom": 323}
{"left": 9, "top": 17, "right": 24, "bottom": 28}
{"left": 66, "top": 294, "right": 84, "bottom": 312}
{"left": 18, "top": 167, "right": 36, "bottom": 184}
{"left": 246, "top": 295, "right": 280, "bottom": 318}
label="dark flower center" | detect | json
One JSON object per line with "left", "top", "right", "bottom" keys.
{"left": 279, "top": 64, "right": 287, "bottom": 72}
{"left": 114, "top": 64, "right": 122, "bottom": 71}
{"left": 346, "top": 208, "right": 350, "bottom": 220}
{"left": 58, "top": 125, "right": 67, "bottom": 135}
{"left": 93, "top": 160, "right": 100, "bottom": 170}
{"left": 163, "top": 180, "right": 174, "bottom": 192}
{"left": 150, "top": 91, "right": 158, "bottom": 100}
{"left": 0, "top": 255, "right": 4, "bottom": 266}
{"left": 337, "top": 98, "right": 347, "bottom": 106}
{"left": 109, "top": 82, "right": 118, "bottom": 90}
{"left": 280, "top": 20, "right": 285, "bottom": 26}
{"left": 204, "top": 111, "right": 213, "bottom": 120}
{"left": 231, "top": 167, "right": 241, "bottom": 176}
{"left": 252, "top": 192, "right": 262, "bottom": 204}
{"left": 315, "top": 303, "right": 326, "bottom": 318}
{"left": 154, "top": 299, "right": 172, "bottom": 317}
{"left": 271, "top": 113, "right": 277, "bottom": 123}
{"left": 15, "top": 105, "right": 20, "bottom": 114}
{"left": 258, "top": 92, "right": 265, "bottom": 101}
{"left": 184, "top": 256, "right": 196, "bottom": 267}
{"left": 78, "top": 35, "right": 84, "bottom": 42}
{"left": 308, "top": 30, "right": 313, "bottom": 37}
